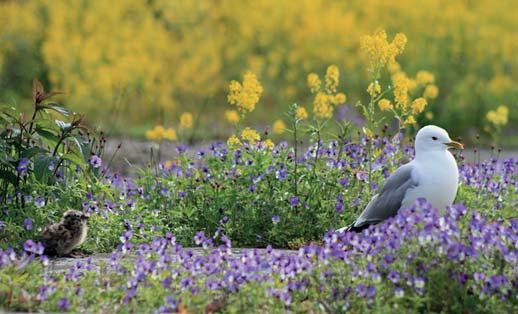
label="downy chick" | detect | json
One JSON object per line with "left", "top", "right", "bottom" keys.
{"left": 40, "top": 210, "right": 89, "bottom": 257}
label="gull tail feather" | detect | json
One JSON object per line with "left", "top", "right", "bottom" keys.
{"left": 336, "top": 221, "right": 373, "bottom": 233}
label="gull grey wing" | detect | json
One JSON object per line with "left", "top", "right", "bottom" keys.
{"left": 353, "top": 163, "right": 418, "bottom": 228}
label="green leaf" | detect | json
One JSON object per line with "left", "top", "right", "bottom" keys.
{"left": 70, "top": 135, "right": 90, "bottom": 162}
{"left": 20, "top": 147, "right": 48, "bottom": 159}
{"left": 55, "top": 119, "right": 71, "bottom": 131}
{"left": 40, "top": 102, "right": 71, "bottom": 116}
{"left": 0, "top": 169, "right": 17, "bottom": 185}
{"left": 34, "top": 155, "right": 55, "bottom": 183}
{"left": 63, "top": 152, "right": 86, "bottom": 166}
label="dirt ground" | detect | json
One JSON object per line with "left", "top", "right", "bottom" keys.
{"left": 103, "top": 138, "right": 518, "bottom": 176}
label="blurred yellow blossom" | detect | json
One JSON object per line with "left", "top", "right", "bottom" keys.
{"left": 163, "top": 128, "right": 177, "bottom": 141}
{"left": 227, "top": 135, "right": 241, "bottom": 148}
{"left": 416, "top": 70, "right": 435, "bottom": 85}
{"left": 263, "top": 139, "right": 275, "bottom": 150}
{"left": 179, "top": 112, "right": 193, "bottom": 129}
{"left": 164, "top": 160, "right": 173, "bottom": 169}
{"left": 486, "top": 105, "right": 509, "bottom": 126}
{"left": 408, "top": 79, "right": 418, "bottom": 92}
{"left": 405, "top": 115, "right": 416, "bottom": 125}
{"left": 296, "top": 107, "right": 308, "bottom": 120}
{"left": 331, "top": 93, "right": 347, "bottom": 105}
{"left": 272, "top": 120, "right": 286, "bottom": 134}
{"left": 423, "top": 85, "right": 439, "bottom": 99}
{"left": 425, "top": 111, "right": 434, "bottom": 120}
{"left": 367, "top": 81, "right": 381, "bottom": 97}
{"left": 307, "top": 73, "right": 321, "bottom": 93}
{"left": 325, "top": 65, "right": 339, "bottom": 93}
{"left": 241, "top": 127, "right": 261, "bottom": 143}
{"left": 360, "top": 29, "right": 407, "bottom": 73}
{"left": 411, "top": 97, "right": 428, "bottom": 114}
{"left": 146, "top": 125, "right": 176, "bottom": 143}
{"left": 392, "top": 72, "right": 410, "bottom": 109}
{"left": 378, "top": 99, "right": 393, "bottom": 111}
{"left": 225, "top": 110, "right": 240, "bottom": 124}
{"left": 227, "top": 71, "right": 263, "bottom": 112}
{"left": 313, "top": 93, "right": 333, "bottom": 119}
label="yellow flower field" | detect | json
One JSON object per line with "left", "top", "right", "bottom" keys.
{"left": 0, "top": 0, "right": 516, "bottom": 138}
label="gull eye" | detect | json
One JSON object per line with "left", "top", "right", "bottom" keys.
{"left": 432, "top": 136, "right": 438, "bottom": 141}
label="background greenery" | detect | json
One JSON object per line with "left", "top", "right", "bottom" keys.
{"left": 0, "top": 0, "right": 517, "bottom": 141}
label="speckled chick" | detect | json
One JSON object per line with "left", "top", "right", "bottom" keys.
{"left": 40, "top": 210, "right": 89, "bottom": 257}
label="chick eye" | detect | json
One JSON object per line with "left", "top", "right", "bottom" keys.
{"left": 432, "top": 136, "right": 438, "bottom": 140}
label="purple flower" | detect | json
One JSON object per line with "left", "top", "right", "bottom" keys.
{"left": 194, "top": 231, "right": 206, "bottom": 245}
{"left": 57, "top": 297, "right": 70, "bottom": 311}
{"left": 24, "top": 218, "right": 33, "bottom": 231}
{"left": 355, "top": 284, "right": 366, "bottom": 297}
{"left": 388, "top": 270, "right": 400, "bottom": 284}
{"left": 23, "top": 240, "right": 44, "bottom": 255}
{"left": 289, "top": 196, "right": 299, "bottom": 207}
{"left": 34, "top": 196, "right": 45, "bottom": 208}
{"left": 89, "top": 155, "right": 102, "bottom": 168}
{"left": 339, "top": 177, "right": 349, "bottom": 187}
{"left": 366, "top": 285, "right": 376, "bottom": 298}
{"left": 335, "top": 194, "right": 343, "bottom": 213}
{"left": 17, "top": 158, "right": 29, "bottom": 177}
{"left": 272, "top": 215, "right": 280, "bottom": 224}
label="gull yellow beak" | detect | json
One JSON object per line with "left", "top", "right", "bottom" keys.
{"left": 445, "top": 140, "right": 464, "bottom": 150}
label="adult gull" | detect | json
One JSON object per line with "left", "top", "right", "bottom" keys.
{"left": 338, "top": 125, "right": 464, "bottom": 232}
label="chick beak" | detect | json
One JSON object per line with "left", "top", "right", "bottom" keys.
{"left": 445, "top": 140, "right": 464, "bottom": 150}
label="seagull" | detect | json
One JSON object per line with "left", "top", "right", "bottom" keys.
{"left": 339, "top": 125, "right": 464, "bottom": 232}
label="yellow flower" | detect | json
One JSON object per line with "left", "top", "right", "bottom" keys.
{"left": 241, "top": 127, "right": 261, "bottom": 143}
{"left": 367, "top": 81, "right": 381, "bottom": 97}
{"left": 163, "top": 128, "right": 177, "bottom": 141}
{"left": 227, "top": 71, "right": 263, "bottom": 113}
{"left": 179, "top": 112, "right": 193, "bottom": 129}
{"left": 331, "top": 92, "right": 347, "bottom": 105}
{"left": 392, "top": 33, "right": 408, "bottom": 54}
{"left": 497, "top": 105, "right": 509, "bottom": 117}
{"left": 225, "top": 110, "right": 240, "bottom": 124}
{"left": 360, "top": 29, "right": 407, "bottom": 72}
{"left": 227, "top": 135, "right": 241, "bottom": 148}
{"left": 296, "top": 107, "right": 308, "bottom": 120}
{"left": 411, "top": 97, "right": 428, "bottom": 114}
{"left": 423, "top": 85, "right": 439, "bottom": 99}
{"left": 387, "top": 62, "right": 401, "bottom": 74}
{"left": 272, "top": 119, "right": 286, "bottom": 134}
{"left": 416, "top": 70, "right": 435, "bottom": 85}
{"left": 307, "top": 73, "right": 321, "bottom": 93}
{"left": 313, "top": 92, "right": 333, "bottom": 119}
{"left": 392, "top": 72, "right": 410, "bottom": 109}
{"left": 425, "top": 111, "right": 434, "bottom": 120}
{"left": 408, "top": 79, "right": 417, "bottom": 92}
{"left": 378, "top": 99, "right": 393, "bottom": 111}
{"left": 145, "top": 125, "right": 175, "bottom": 143}
{"left": 263, "top": 139, "right": 275, "bottom": 150}
{"left": 486, "top": 105, "right": 509, "bottom": 126}
{"left": 405, "top": 115, "right": 416, "bottom": 125}
{"left": 324, "top": 65, "right": 339, "bottom": 93}
{"left": 145, "top": 129, "right": 157, "bottom": 141}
